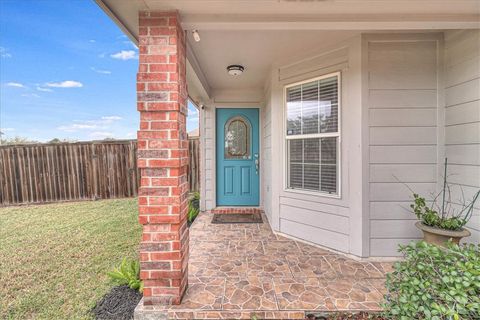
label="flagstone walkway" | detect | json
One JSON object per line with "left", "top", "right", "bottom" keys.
{"left": 135, "top": 212, "right": 394, "bottom": 319}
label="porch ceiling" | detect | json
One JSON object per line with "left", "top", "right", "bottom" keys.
{"left": 96, "top": 0, "right": 479, "bottom": 99}
{"left": 185, "top": 30, "right": 356, "bottom": 90}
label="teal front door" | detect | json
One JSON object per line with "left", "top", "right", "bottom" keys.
{"left": 216, "top": 108, "right": 259, "bottom": 206}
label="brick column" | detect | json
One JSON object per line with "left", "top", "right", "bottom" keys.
{"left": 137, "top": 11, "right": 189, "bottom": 306}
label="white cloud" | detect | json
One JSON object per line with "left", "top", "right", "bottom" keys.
{"left": 57, "top": 123, "right": 97, "bottom": 132}
{"left": 89, "top": 39, "right": 96, "bottom": 43}
{"left": 90, "top": 67, "right": 111, "bottom": 75}
{"left": 21, "top": 93, "right": 40, "bottom": 98}
{"left": 57, "top": 116, "right": 122, "bottom": 133}
{"left": 101, "top": 116, "right": 122, "bottom": 121}
{"left": 45, "top": 80, "right": 83, "bottom": 88}
{"left": 110, "top": 50, "right": 137, "bottom": 60}
{"left": 0, "top": 128, "right": 15, "bottom": 134}
{"left": 6, "top": 82, "right": 25, "bottom": 88}
{"left": 90, "top": 131, "right": 114, "bottom": 139}
{"left": 0, "top": 47, "right": 12, "bottom": 58}
{"left": 37, "top": 86, "right": 53, "bottom": 92}
{"left": 126, "top": 132, "right": 136, "bottom": 137}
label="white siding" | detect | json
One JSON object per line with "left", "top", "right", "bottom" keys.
{"left": 445, "top": 30, "right": 480, "bottom": 243}
{"left": 262, "top": 86, "right": 273, "bottom": 222}
{"left": 366, "top": 36, "right": 441, "bottom": 256}
{"left": 202, "top": 106, "right": 216, "bottom": 210}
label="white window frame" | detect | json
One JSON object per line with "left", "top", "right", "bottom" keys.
{"left": 283, "top": 71, "right": 342, "bottom": 198}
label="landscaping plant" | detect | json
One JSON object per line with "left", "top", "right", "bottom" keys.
{"left": 383, "top": 241, "right": 480, "bottom": 320}
{"left": 188, "top": 192, "right": 200, "bottom": 223}
{"left": 107, "top": 258, "right": 143, "bottom": 292}
{"left": 408, "top": 158, "right": 479, "bottom": 231}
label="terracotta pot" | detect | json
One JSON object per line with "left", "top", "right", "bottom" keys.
{"left": 415, "top": 221, "right": 471, "bottom": 247}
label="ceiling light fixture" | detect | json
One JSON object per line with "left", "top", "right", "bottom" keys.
{"left": 192, "top": 30, "right": 201, "bottom": 42}
{"left": 226, "top": 65, "right": 245, "bottom": 76}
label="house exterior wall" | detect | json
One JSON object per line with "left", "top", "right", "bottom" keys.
{"left": 364, "top": 34, "right": 443, "bottom": 256}
{"left": 444, "top": 30, "right": 480, "bottom": 243}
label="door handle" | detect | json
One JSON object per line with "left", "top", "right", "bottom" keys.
{"left": 254, "top": 153, "right": 259, "bottom": 175}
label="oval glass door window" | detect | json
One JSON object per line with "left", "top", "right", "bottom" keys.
{"left": 224, "top": 116, "right": 250, "bottom": 159}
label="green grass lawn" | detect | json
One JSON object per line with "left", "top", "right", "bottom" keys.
{"left": 0, "top": 198, "right": 141, "bottom": 319}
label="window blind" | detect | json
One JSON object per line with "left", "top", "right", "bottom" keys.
{"left": 286, "top": 74, "right": 339, "bottom": 195}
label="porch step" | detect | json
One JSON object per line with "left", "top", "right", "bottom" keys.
{"left": 134, "top": 304, "right": 307, "bottom": 319}
{"left": 210, "top": 207, "right": 264, "bottom": 215}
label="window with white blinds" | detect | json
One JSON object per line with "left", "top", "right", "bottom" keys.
{"left": 285, "top": 73, "right": 340, "bottom": 195}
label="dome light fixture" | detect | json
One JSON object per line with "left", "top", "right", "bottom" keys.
{"left": 226, "top": 65, "right": 244, "bottom": 76}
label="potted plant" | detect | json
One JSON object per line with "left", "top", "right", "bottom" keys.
{"left": 408, "top": 158, "right": 479, "bottom": 246}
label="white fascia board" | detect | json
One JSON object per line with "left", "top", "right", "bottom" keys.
{"left": 94, "top": 0, "right": 139, "bottom": 45}
{"left": 186, "top": 41, "right": 211, "bottom": 101}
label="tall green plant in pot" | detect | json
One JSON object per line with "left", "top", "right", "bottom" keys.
{"left": 408, "top": 158, "right": 479, "bottom": 246}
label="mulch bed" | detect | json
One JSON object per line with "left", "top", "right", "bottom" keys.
{"left": 92, "top": 285, "right": 142, "bottom": 320}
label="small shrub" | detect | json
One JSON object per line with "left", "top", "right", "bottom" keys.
{"left": 107, "top": 258, "right": 143, "bottom": 292}
{"left": 383, "top": 241, "right": 480, "bottom": 320}
{"left": 188, "top": 192, "right": 200, "bottom": 223}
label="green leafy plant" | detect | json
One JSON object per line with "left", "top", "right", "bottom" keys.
{"left": 188, "top": 192, "right": 200, "bottom": 223}
{"left": 383, "top": 241, "right": 480, "bottom": 320}
{"left": 406, "top": 158, "right": 479, "bottom": 231}
{"left": 107, "top": 258, "right": 143, "bottom": 292}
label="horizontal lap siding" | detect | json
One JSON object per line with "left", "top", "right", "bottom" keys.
{"left": 262, "top": 92, "right": 273, "bottom": 221}
{"left": 445, "top": 30, "right": 480, "bottom": 243}
{"left": 367, "top": 39, "right": 439, "bottom": 256}
{"left": 279, "top": 196, "right": 350, "bottom": 252}
{"left": 203, "top": 109, "right": 215, "bottom": 210}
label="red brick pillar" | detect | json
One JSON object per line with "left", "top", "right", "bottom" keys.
{"left": 137, "top": 11, "right": 189, "bottom": 306}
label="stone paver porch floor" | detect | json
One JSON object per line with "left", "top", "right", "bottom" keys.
{"left": 135, "top": 212, "right": 393, "bottom": 319}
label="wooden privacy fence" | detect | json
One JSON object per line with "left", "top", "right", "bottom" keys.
{"left": 0, "top": 140, "right": 139, "bottom": 205}
{"left": 0, "top": 138, "right": 200, "bottom": 206}
{"left": 188, "top": 137, "right": 200, "bottom": 193}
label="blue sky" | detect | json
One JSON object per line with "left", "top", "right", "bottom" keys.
{"left": 0, "top": 0, "right": 198, "bottom": 142}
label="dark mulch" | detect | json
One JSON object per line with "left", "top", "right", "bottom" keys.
{"left": 211, "top": 213, "right": 263, "bottom": 224}
{"left": 92, "top": 285, "right": 142, "bottom": 320}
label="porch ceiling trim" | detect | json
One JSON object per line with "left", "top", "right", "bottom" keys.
{"left": 181, "top": 13, "right": 480, "bottom": 30}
